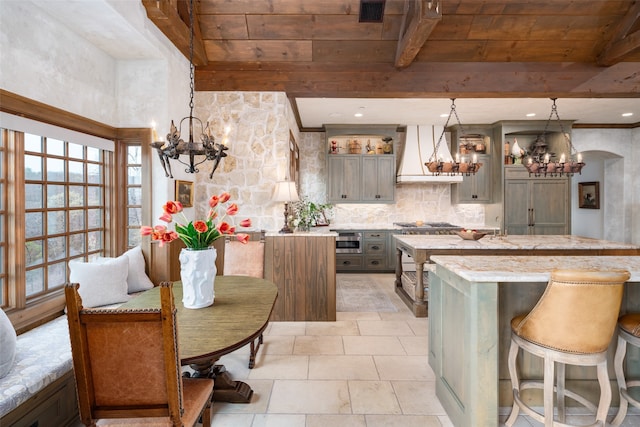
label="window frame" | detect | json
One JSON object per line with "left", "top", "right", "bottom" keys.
{"left": 1, "top": 89, "right": 152, "bottom": 333}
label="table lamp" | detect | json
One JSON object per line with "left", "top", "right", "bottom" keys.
{"left": 272, "top": 181, "right": 299, "bottom": 233}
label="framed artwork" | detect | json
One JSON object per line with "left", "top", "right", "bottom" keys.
{"left": 578, "top": 181, "right": 599, "bottom": 209}
{"left": 175, "top": 180, "right": 194, "bottom": 207}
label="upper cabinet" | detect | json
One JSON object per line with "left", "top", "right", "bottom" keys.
{"left": 449, "top": 125, "right": 496, "bottom": 204}
{"left": 325, "top": 125, "right": 399, "bottom": 204}
{"left": 494, "top": 121, "right": 573, "bottom": 235}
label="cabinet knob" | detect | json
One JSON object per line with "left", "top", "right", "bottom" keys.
{"left": 372, "top": 245, "right": 380, "bottom": 250}
{"left": 371, "top": 260, "right": 380, "bottom": 265}
{"left": 343, "top": 260, "right": 351, "bottom": 265}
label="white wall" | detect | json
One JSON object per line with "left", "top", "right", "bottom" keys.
{"left": 572, "top": 128, "right": 639, "bottom": 244}
{"left": 0, "top": 0, "right": 191, "bottom": 220}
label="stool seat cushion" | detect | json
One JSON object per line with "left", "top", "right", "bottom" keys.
{"left": 619, "top": 313, "right": 640, "bottom": 337}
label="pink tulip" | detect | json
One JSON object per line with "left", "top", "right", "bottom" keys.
{"left": 140, "top": 225, "right": 154, "bottom": 236}
{"left": 159, "top": 212, "right": 172, "bottom": 223}
{"left": 226, "top": 203, "right": 239, "bottom": 216}
{"left": 219, "top": 192, "right": 231, "bottom": 203}
{"left": 193, "top": 220, "right": 208, "bottom": 233}
{"left": 217, "top": 221, "right": 231, "bottom": 234}
{"left": 163, "top": 200, "right": 183, "bottom": 214}
{"left": 236, "top": 233, "right": 250, "bottom": 244}
{"left": 208, "top": 195, "right": 219, "bottom": 208}
{"left": 239, "top": 218, "right": 252, "bottom": 228}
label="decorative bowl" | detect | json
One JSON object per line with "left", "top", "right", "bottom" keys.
{"left": 456, "top": 231, "right": 486, "bottom": 241}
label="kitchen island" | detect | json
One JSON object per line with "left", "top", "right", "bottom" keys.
{"left": 428, "top": 255, "right": 640, "bottom": 427}
{"left": 394, "top": 234, "right": 640, "bottom": 317}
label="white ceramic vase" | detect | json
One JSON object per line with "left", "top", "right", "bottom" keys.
{"left": 179, "top": 247, "right": 217, "bottom": 309}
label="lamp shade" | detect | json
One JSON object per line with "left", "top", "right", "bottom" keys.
{"left": 272, "top": 181, "right": 300, "bottom": 202}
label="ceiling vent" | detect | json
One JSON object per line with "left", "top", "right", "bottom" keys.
{"left": 359, "top": 0, "right": 386, "bottom": 23}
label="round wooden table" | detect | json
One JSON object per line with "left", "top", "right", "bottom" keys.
{"left": 122, "top": 276, "right": 278, "bottom": 403}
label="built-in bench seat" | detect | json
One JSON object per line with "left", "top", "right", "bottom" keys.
{"left": 0, "top": 315, "right": 77, "bottom": 426}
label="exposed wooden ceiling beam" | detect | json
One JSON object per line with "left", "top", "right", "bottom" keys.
{"left": 395, "top": 0, "right": 442, "bottom": 69}
{"left": 597, "top": 0, "right": 640, "bottom": 66}
{"left": 195, "top": 61, "right": 640, "bottom": 98}
{"left": 142, "top": 0, "right": 208, "bottom": 66}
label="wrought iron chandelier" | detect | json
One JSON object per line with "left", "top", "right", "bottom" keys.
{"left": 425, "top": 98, "right": 482, "bottom": 176}
{"left": 151, "top": 0, "right": 227, "bottom": 180}
{"left": 523, "top": 98, "right": 585, "bottom": 177}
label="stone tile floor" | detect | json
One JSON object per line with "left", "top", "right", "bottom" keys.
{"left": 206, "top": 273, "right": 640, "bottom": 427}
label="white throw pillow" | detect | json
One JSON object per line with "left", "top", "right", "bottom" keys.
{"left": 0, "top": 308, "right": 16, "bottom": 378}
{"left": 98, "top": 246, "right": 154, "bottom": 293}
{"left": 69, "top": 256, "right": 130, "bottom": 308}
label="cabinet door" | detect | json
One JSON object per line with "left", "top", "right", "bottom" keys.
{"left": 328, "top": 156, "right": 361, "bottom": 202}
{"left": 531, "top": 180, "right": 569, "bottom": 235}
{"left": 453, "top": 155, "right": 492, "bottom": 203}
{"left": 362, "top": 156, "right": 395, "bottom": 202}
{"left": 504, "top": 180, "right": 531, "bottom": 235}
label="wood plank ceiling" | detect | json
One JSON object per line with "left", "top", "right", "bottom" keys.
{"left": 143, "top": 0, "right": 640, "bottom": 99}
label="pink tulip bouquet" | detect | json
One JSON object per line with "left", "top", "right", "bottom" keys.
{"left": 141, "top": 192, "right": 251, "bottom": 250}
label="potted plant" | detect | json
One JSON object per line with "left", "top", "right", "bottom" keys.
{"left": 291, "top": 198, "right": 332, "bottom": 231}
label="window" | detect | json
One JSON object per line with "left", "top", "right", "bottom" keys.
{"left": 126, "top": 146, "right": 143, "bottom": 248}
{"left": 0, "top": 130, "right": 6, "bottom": 307}
{"left": 23, "top": 133, "right": 106, "bottom": 299}
{"left": 0, "top": 95, "right": 151, "bottom": 331}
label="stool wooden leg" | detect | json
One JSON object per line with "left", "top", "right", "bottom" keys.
{"left": 612, "top": 335, "right": 628, "bottom": 426}
{"left": 596, "top": 358, "right": 612, "bottom": 425}
{"left": 544, "top": 354, "right": 555, "bottom": 427}
{"left": 506, "top": 337, "right": 521, "bottom": 427}
{"left": 557, "top": 362, "right": 566, "bottom": 423}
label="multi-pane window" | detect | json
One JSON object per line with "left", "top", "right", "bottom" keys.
{"left": 0, "top": 130, "right": 6, "bottom": 307}
{"left": 127, "top": 146, "right": 143, "bottom": 248}
{"left": 24, "top": 133, "right": 106, "bottom": 299}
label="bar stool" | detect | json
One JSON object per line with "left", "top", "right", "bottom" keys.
{"left": 506, "top": 269, "right": 631, "bottom": 427}
{"left": 611, "top": 313, "right": 640, "bottom": 426}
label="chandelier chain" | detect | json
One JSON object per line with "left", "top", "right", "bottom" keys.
{"left": 188, "top": 0, "right": 195, "bottom": 115}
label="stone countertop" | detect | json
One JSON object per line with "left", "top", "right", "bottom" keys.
{"left": 395, "top": 234, "right": 640, "bottom": 251}
{"left": 265, "top": 229, "right": 337, "bottom": 237}
{"left": 430, "top": 255, "right": 640, "bottom": 282}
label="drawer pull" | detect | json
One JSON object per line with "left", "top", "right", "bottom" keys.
{"left": 371, "top": 245, "right": 380, "bottom": 250}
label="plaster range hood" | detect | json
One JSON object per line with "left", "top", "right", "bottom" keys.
{"left": 396, "top": 125, "right": 463, "bottom": 183}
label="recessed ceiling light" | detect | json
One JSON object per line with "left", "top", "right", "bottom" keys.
{"left": 526, "top": 113, "right": 536, "bottom": 117}
{"left": 439, "top": 113, "right": 448, "bottom": 118}
{"left": 622, "top": 112, "right": 633, "bottom": 117}
{"left": 354, "top": 107, "right": 365, "bottom": 118}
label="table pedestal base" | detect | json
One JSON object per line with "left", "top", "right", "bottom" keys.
{"left": 189, "top": 361, "right": 254, "bottom": 403}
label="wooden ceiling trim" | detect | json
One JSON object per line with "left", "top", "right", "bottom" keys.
{"left": 142, "top": 0, "right": 208, "bottom": 66}
{"left": 195, "top": 61, "right": 640, "bottom": 97}
{"left": 597, "top": 0, "right": 640, "bottom": 66}
{"left": 199, "top": 0, "right": 362, "bottom": 15}
{"left": 203, "top": 40, "right": 313, "bottom": 62}
{"left": 395, "top": 0, "right": 442, "bottom": 69}
{"left": 443, "top": 1, "right": 631, "bottom": 16}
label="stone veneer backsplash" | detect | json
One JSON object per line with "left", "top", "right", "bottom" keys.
{"left": 190, "top": 92, "right": 486, "bottom": 232}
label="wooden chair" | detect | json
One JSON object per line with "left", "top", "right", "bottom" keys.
{"left": 65, "top": 282, "right": 213, "bottom": 427}
{"left": 611, "top": 313, "right": 640, "bottom": 426}
{"left": 505, "top": 269, "right": 630, "bottom": 427}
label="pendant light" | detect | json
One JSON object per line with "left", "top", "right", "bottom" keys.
{"left": 151, "top": 0, "right": 228, "bottom": 179}
{"left": 425, "top": 99, "right": 482, "bottom": 176}
{"left": 523, "top": 98, "right": 585, "bottom": 177}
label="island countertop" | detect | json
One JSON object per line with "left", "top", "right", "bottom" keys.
{"left": 395, "top": 234, "right": 640, "bottom": 251}
{"left": 430, "top": 255, "right": 640, "bottom": 282}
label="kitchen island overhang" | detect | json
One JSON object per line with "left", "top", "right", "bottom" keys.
{"left": 394, "top": 234, "right": 640, "bottom": 317}
{"left": 427, "top": 255, "right": 640, "bottom": 427}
